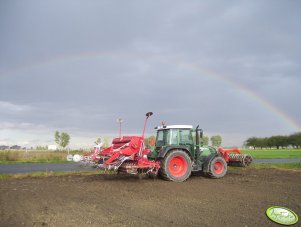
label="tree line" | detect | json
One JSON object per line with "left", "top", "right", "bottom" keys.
{"left": 201, "top": 135, "right": 222, "bottom": 147}
{"left": 245, "top": 132, "right": 301, "bottom": 149}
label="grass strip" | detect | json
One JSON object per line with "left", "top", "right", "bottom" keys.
{"left": 0, "top": 150, "right": 84, "bottom": 163}
{"left": 241, "top": 149, "right": 301, "bottom": 159}
{"left": 251, "top": 162, "right": 301, "bottom": 170}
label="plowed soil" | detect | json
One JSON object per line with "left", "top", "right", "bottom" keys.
{"left": 1, "top": 168, "right": 300, "bottom": 227}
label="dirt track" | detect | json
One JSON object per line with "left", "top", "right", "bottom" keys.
{"left": 1, "top": 168, "right": 300, "bottom": 227}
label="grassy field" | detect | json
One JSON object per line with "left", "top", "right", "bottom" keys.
{"left": 241, "top": 149, "right": 301, "bottom": 159}
{"left": 0, "top": 150, "right": 85, "bottom": 164}
{"left": 251, "top": 162, "right": 301, "bottom": 169}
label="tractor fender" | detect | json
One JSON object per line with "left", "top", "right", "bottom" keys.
{"left": 157, "top": 146, "right": 191, "bottom": 159}
{"left": 202, "top": 152, "right": 222, "bottom": 173}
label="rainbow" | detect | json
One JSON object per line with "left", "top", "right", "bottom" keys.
{"left": 175, "top": 60, "right": 301, "bottom": 132}
{"left": 2, "top": 51, "right": 301, "bottom": 132}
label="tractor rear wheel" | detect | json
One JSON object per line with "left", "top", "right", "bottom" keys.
{"left": 207, "top": 156, "right": 227, "bottom": 178}
{"left": 159, "top": 150, "right": 192, "bottom": 182}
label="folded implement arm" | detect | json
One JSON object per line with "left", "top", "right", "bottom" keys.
{"left": 218, "top": 148, "right": 253, "bottom": 167}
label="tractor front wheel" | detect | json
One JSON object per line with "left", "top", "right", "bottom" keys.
{"left": 207, "top": 156, "right": 227, "bottom": 178}
{"left": 160, "top": 150, "right": 192, "bottom": 182}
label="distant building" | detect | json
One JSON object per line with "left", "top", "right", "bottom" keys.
{"left": 48, "top": 145, "right": 58, "bottom": 151}
{"left": 10, "top": 145, "right": 22, "bottom": 150}
{"left": 0, "top": 145, "right": 10, "bottom": 150}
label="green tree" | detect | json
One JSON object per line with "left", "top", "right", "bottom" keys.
{"left": 257, "top": 137, "right": 268, "bottom": 149}
{"left": 266, "top": 137, "right": 274, "bottom": 149}
{"left": 245, "top": 137, "right": 259, "bottom": 149}
{"left": 210, "top": 135, "right": 222, "bottom": 147}
{"left": 289, "top": 132, "right": 301, "bottom": 148}
{"left": 200, "top": 135, "right": 209, "bottom": 145}
{"left": 269, "top": 135, "right": 289, "bottom": 149}
{"left": 55, "top": 131, "right": 60, "bottom": 145}
{"left": 54, "top": 131, "right": 70, "bottom": 149}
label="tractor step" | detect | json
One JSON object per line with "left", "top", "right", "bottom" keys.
{"left": 192, "top": 163, "right": 202, "bottom": 171}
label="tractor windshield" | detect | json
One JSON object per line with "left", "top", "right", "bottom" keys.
{"left": 156, "top": 128, "right": 193, "bottom": 147}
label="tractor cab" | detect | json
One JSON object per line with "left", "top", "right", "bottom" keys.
{"left": 155, "top": 125, "right": 194, "bottom": 148}
{"left": 151, "top": 125, "right": 215, "bottom": 160}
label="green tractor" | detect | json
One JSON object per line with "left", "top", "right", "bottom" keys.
{"left": 149, "top": 124, "right": 228, "bottom": 182}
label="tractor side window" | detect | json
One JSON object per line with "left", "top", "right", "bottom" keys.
{"left": 169, "top": 129, "right": 178, "bottom": 145}
{"left": 156, "top": 130, "right": 170, "bottom": 146}
{"left": 180, "top": 129, "right": 193, "bottom": 144}
{"left": 156, "top": 130, "right": 164, "bottom": 147}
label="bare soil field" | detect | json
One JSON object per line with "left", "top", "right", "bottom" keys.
{"left": 1, "top": 168, "right": 300, "bottom": 227}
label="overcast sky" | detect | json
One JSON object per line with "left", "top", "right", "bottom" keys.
{"left": 0, "top": 0, "right": 300, "bottom": 148}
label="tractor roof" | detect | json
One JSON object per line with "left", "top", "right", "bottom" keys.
{"left": 155, "top": 125, "right": 193, "bottom": 130}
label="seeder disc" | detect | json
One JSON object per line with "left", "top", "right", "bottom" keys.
{"left": 66, "top": 154, "right": 73, "bottom": 161}
{"left": 73, "top": 154, "right": 82, "bottom": 162}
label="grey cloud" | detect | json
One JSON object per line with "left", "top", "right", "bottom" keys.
{"left": 0, "top": 0, "right": 300, "bottom": 147}
{"left": 0, "top": 101, "right": 32, "bottom": 112}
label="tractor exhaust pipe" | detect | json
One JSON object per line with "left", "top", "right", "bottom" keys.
{"left": 195, "top": 125, "right": 203, "bottom": 160}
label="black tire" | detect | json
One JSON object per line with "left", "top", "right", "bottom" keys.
{"left": 207, "top": 156, "right": 227, "bottom": 179}
{"left": 159, "top": 150, "right": 192, "bottom": 182}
